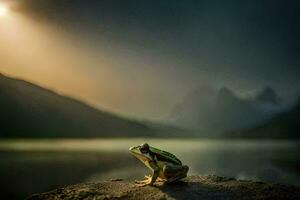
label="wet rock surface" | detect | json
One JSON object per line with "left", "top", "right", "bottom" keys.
{"left": 27, "top": 175, "right": 300, "bottom": 200}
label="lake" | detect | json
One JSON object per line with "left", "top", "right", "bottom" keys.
{"left": 0, "top": 138, "right": 299, "bottom": 199}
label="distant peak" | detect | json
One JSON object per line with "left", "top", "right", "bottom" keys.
{"left": 218, "top": 87, "right": 235, "bottom": 97}
{"left": 255, "top": 86, "right": 280, "bottom": 104}
{"left": 216, "top": 87, "right": 240, "bottom": 104}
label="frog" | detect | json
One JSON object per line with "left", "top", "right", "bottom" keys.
{"left": 129, "top": 143, "right": 189, "bottom": 186}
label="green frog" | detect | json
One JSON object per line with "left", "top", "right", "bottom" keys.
{"left": 129, "top": 143, "right": 189, "bottom": 186}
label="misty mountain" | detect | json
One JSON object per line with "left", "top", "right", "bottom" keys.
{"left": 170, "top": 84, "right": 217, "bottom": 129}
{"left": 251, "top": 87, "right": 283, "bottom": 117}
{"left": 170, "top": 85, "right": 282, "bottom": 136}
{"left": 227, "top": 98, "right": 300, "bottom": 138}
{"left": 255, "top": 87, "right": 280, "bottom": 105}
{"left": 0, "top": 73, "right": 181, "bottom": 138}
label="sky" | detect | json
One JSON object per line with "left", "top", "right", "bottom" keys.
{"left": 0, "top": 0, "right": 299, "bottom": 120}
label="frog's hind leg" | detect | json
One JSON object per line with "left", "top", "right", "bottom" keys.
{"left": 163, "top": 165, "right": 189, "bottom": 183}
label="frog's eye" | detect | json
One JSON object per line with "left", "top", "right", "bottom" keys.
{"left": 140, "top": 143, "right": 149, "bottom": 153}
{"left": 140, "top": 147, "right": 148, "bottom": 153}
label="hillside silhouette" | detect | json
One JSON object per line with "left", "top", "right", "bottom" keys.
{"left": 0, "top": 74, "right": 180, "bottom": 138}
{"left": 227, "top": 98, "right": 300, "bottom": 138}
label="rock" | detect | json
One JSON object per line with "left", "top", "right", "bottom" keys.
{"left": 27, "top": 175, "right": 300, "bottom": 200}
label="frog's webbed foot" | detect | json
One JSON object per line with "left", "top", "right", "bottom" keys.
{"left": 134, "top": 179, "right": 148, "bottom": 184}
{"left": 156, "top": 177, "right": 166, "bottom": 182}
{"left": 134, "top": 175, "right": 151, "bottom": 185}
{"left": 135, "top": 182, "right": 153, "bottom": 187}
{"left": 144, "top": 175, "right": 151, "bottom": 179}
{"left": 134, "top": 179, "right": 153, "bottom": 187}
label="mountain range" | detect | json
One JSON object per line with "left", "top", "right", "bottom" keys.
{"left": 169, "top": 85, "right": 284, "bottom": 137}
{"left": 1, "top": 73, "right": 299, "bottom": 138}
{"left": 227, "top": 97, "right": 300, "bottom": 138}
{"left": 0, "top": 73, "right": 182, "bottom": 138}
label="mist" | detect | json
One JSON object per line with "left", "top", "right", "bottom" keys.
{"left": 1, "top": 1, "right": 300, "bottom": 199}
{"left": 0, "top": 0, "right": 299, "bottom": 120}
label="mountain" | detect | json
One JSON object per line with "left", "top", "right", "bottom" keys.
{"left": 211, "top": 87, "right": 264, "bottom": 133}
{"left": 255, "top": 86, "right": 280, "bottom": 105}
{"left": 227, "top": 98, "right": 300, "bottom": 138}
{"left": 169, "top": 84, "right": 217, "bottom": 130}
{"left": 169, "top": 85, "right": 281, "bottom": 136}
{"left": 0, "top": 73, "right": 180, "bottom": 138}
{"left": 251, "top": 87, "right": 283, "bottom": 117}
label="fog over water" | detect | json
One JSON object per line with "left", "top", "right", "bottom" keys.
{"left": 1, "top": 139, "right": 299, "bottom": 199}
{"left": 0, "top": 1, "right": 300, "bottom": 200}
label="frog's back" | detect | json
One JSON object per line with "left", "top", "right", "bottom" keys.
{"left": 149, "top": 147, "right": 182, "bottom": 165}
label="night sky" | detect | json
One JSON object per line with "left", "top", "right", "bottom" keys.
{"left": 1, "top": 0, "right": 300, "bottom": 120}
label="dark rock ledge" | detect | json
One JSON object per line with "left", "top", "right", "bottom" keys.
{"left": 28, "top": 175, "right": 300, "bottom": 200}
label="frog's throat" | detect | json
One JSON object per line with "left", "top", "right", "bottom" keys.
{"left": 130, "top": 151, "right": 152, "bottom": 163}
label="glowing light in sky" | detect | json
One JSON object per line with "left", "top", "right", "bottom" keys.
{"left": 0, "top": 4, "right": 8, "bottom": 17}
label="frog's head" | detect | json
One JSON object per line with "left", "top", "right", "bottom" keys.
{"left": 129, "top": 143, "right": 152, "bottom": 164}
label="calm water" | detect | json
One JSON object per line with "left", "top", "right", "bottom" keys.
{"left": 0, "top": 138, "right": 300, "bottom": 199}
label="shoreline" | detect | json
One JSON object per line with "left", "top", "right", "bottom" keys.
{"left": 28, "top": 175, "right": 300, "bottom": 200}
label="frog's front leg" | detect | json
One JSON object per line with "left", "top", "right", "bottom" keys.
{"left": 135, "top": 161, "right": 159, "bottom": 187}
{"left": 142, "top": 175, "right": 164, "bottom": 182}
{"left": 134, "top": 174, "right": 151, "bottom": 184}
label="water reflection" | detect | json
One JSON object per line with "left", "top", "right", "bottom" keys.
{"left": 0, "top": 139, "right": 299, "bottom": 199}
